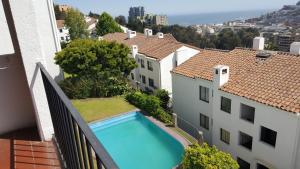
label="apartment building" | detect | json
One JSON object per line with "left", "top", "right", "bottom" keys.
{"left": 153, "top": 15, "right": 168, "bottom": 26}
{"left": 103, "top": 29, "right": 200, "bottom": 94}
{"left": 172, "top": 38, "right": 300, "bottom": 169}
{"left": 56, "top": 19, "right": 70, "bottom": 42}
{"left": 128, "top": 6, "right": 145, "bottom": 20}
{"left": 277, "top": 34, "right": 300, "bottom": 52}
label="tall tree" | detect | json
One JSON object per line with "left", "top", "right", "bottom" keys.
{"left": 96, "top": 12, "right": 123, "bottom": 36}
{"left": 65, "top": 8, "right": 88, "bottom": 40}
{"left": 115, "top": 15, "right": 127, "bottom": 26}
{"left": 216, "top": 28, "right": 241, "bottom": 50}
{"left": 182, "top": 143, "right": 239, "bottom": 169}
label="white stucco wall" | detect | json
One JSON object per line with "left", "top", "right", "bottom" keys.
{"left": 160, "top": 46, "right": 199, "bottom": 94}
{"left": 212, "top": 90, "right": 300, "bottom": 169}
{"left": 9, "top": 0, "right": 62, "bottom": 140}
{"left": 0, "top": 2, "right": 14, "bottom": 55}
{"left": 58, "top": 27, "right": 70, "bottom": 43}
{"left": 172, "top": 73, "right": 214, "bottom": 144}
{"left": 136, "top": 54, "right": 160, "bottom": 91}
{"left": 172, "top": 69, "right": 300, "bottom": 169}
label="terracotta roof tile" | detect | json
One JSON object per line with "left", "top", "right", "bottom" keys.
{"left": 56, "top": 20, "right": 65, "bottom": 29}
{"left": 173, "top": 48, "right": 300, "bottom": 114}
{"left": 103, "top": 32, "right": 184, "bottom": 60}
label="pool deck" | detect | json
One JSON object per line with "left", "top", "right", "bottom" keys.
{"left": 89, "top": 109, "right": 192, "bottom": 148}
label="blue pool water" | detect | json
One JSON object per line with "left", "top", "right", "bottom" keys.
{"left": 89, "top": 112, "right": 184, "bottom": 169}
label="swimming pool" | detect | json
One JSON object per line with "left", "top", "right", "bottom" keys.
{"left": 89, "top": 111, "right": 184, "bottom": 169}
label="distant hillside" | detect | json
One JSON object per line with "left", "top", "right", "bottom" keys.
{"left": 246, "top": 1, "right": 300, "bottom": 27}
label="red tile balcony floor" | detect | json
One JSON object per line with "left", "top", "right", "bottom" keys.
{"left": 0, "top": 127, "right": 62, "bottom": 169}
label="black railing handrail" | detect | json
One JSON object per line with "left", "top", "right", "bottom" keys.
{"left": 37, "top": 62, "right": 118, "bottom": 169}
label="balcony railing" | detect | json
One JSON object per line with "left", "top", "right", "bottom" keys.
{"left": 38, "top": 63, "right": 118, "bottom": 169}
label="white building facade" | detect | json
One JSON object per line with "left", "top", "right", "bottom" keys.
{"left": 104, "top": 30, "right": 200, "bottom": 94}
{"left": 172, "top": 41, "right": 300, "bottom": 169}
{"left": 56, "top": 20, "right": 70, "bottom": 43}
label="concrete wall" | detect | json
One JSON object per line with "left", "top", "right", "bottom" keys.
{"left": 8, "top": 0, "right": 62, "bottom": 140}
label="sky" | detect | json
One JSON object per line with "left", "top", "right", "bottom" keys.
{"left": 54, "top": 0, "right": 298, "bottom": 16}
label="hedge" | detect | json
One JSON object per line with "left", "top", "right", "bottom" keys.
{"left": 125, "top": 92, "right": 172, "bottom": 124}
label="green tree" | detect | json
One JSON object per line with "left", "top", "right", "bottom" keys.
{"left": 55, "top": 39, "right": 137, "bottom": 98}
{"left": 65, "top": 8, "right": 88, "bottom": 40}
{"left": 154, "top": 89, "right": 170, "bottom": 110}
{"left": 216, "top": 29, "right": 241, "bottom": 50}
{"left": 237, "top": 28, "right": 260, "bottom": 48}
{"left": 115, "top": 15, "right": 127, "bottom": 26}
{"left": 55, "top": 39, "right": 136, "bottom": 77}
{"left": 96, "top": 12, "right": 123, "bottom": 36}
{"left": 127, "top": 18, "right": 145, "bottom": 33}
{"left": 182, "top": 143, "right": 239, "bottom": 169}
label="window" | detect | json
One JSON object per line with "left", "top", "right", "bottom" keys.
{"left": 130, "top": 73, "right": 134, "bottom": 80}
{"left": 221, "top": 96, "right": 231, "bottom": 113}
{"left": 199, "top": 86, "right": 209, "bottom": 103}
{"left": 257, "top": 163, "right": 269, "bottom": 169}
{"left": 149, "top": 78, "right": 154, "bottom": 87}
{"left": 141, "top": 59, "right": 145, "bottom": 68}
{"left": 237, "top": 157, "right": 250, "bottom": 169}
{"left": 141, "top": 75, "right": 146, "bottom": 84}
{"left": 200, "top": 113, "right": 209, "bottom": 130}
{"left": 61, "top": 37, "right": 64, "bottom": 40}
{"left": 260, "top": 126, "right": 277, "bottom": 147}
{"left": 59, "top": 29, "right": 63, "bottom": 33}
{"left": 239, "top": 132, "right": 253, "bottom": 150}
{"left": 147, "top": 61, "right": 153, "bottom": 71}
{"left": 240, "top": 104, "right": 255, "bottom": 123}
{"left": 220, "top": 128, "right": 230, "bottom": 144}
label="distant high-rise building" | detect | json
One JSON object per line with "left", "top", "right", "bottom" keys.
{"left": 153, "top": 15, "right": 168, "bottom": 26}
{"left": 277, "top": 34, "right": 300, "bottom": 52}
{"left": 129, "top": 6, "right": 145, "bottom": 20}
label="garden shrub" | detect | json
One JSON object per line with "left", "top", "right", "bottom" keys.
{"left": 125, "top": 92, "right": 172, "bottom": 124}
{"left": 59, "top": 77, "right": 93, "bottom": 99}
{"left": 154, "top": 89, "right": 170, "bottom": 110}
{"left": 182, "top": 143, "right": 239, "bottom": 169}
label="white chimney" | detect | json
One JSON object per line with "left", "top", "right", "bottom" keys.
{"left": 131, "top": 45, "right": 138, "bottom": 58}
{"left": 253, "top": 37, "right": 265, "bottom": 50}
{"left": 290, "top": 42, "right": 300, "bottom": 55}
{"left": 213, "top": 65, "right": 229, "bottom": 89}
{"left": 144, "top": 28, "right": 153, "bottom": 37}
{"left": 157, "top": 32, "right": 164, "bottom": 39}
{"left": 127, "top": 30, "right": 136, "bottom": 39}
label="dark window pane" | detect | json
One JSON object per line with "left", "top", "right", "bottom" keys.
{"left": 220, "top": 128, "right": 230, "bottom": 144}
{"left": 237, "top": 157, "right": 250, "bottom": 169}
{"left": 199, "top": 86, "right": 209, "bottom": 102}
{"left": 260, "top": 126, "right": 277, "bottom": 147}
{"left": 240, "top": 104, "right": 255, "bottom": 123}
{"left": 200, "top": 113, "right": 209, "bottom": 130}
{"left": 221, "top": 96, "right": 231, "bottom": 113}
{"left": 239, "top": 132, "right": 253, "bottom": 150}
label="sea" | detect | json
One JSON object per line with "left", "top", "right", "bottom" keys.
{"left": 168, "top": 9, "right": 275, "bottom": 26}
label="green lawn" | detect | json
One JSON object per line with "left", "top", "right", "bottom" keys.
{"left": 72, "top": 97, "right": 136, "bottom": 122}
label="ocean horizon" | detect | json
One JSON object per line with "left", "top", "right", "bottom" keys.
{"left": 168, "top": 9, "right": 275, "bottom": 26}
